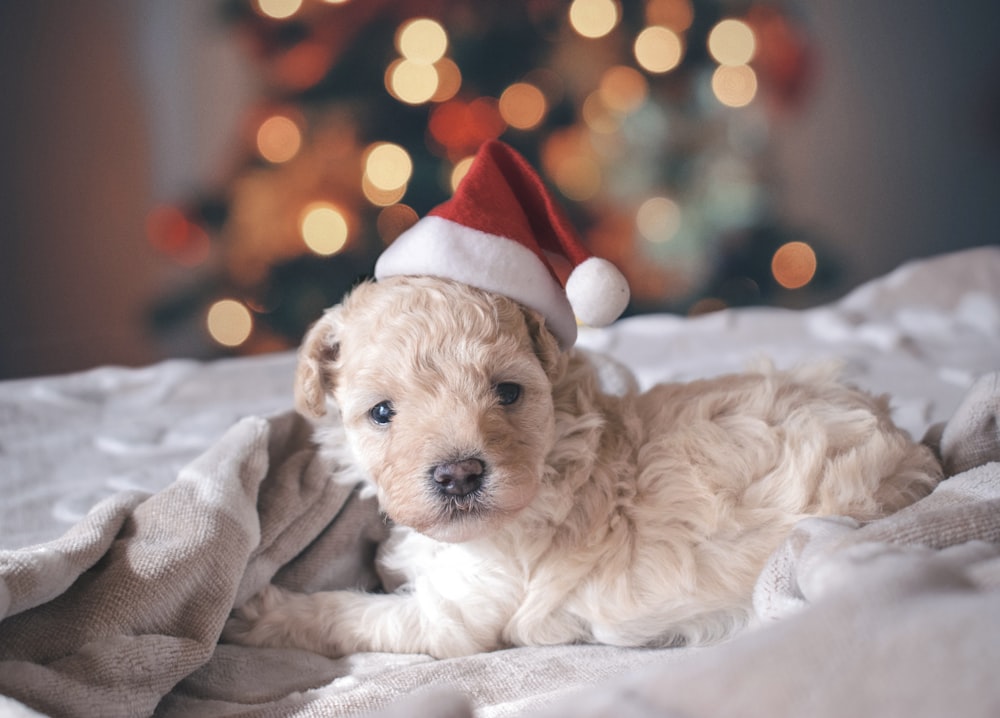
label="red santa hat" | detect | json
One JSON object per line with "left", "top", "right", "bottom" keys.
{"left": 374, "top": 140, "right": 630, "bottom": 349}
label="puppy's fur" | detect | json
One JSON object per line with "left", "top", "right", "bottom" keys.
{"left": 225, "top": 276, "right": 942, "bottom": 657}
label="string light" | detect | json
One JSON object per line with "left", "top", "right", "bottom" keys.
{"left": 377, "top": 204, "right": 419, "bottom": 244}
{"left": 634, "top": 26, "right": 684, "bottom": 74}
{"left": 568, "top": 0, "right": 619, "bottom": 39}
{"left": 708, "top": 19, "right": 757, "bottom": 66}
{"left": 386, "top": 59, "right": 439, "bottom": 104}
{"left": 645, "top": 0, "right": 693, "bottom": 32}
{"left": 637, "top": 197, "right": 682, "bottom": 243}
{"left": 362, "top": 176, "right": 407, "bottom": 206}
{"left": 207, "top": 300, "right": 253, "bottom": 347}
{"left": 450, "top": 156, "right": 475, "bottom": 191}
{"left": 598, "top": 65, "right": 648, "bottom": 115}
{"left": 396, "top": 18, "right": 448, "bottom": 64}
{"left": 430, "top": 57, "right": 462, "bottom": 102}
{"left": 771, "top": 241, "right": 817, "bottom": 289}
{"left": 255, "top": 0, "right": 302, "bottom": 20}
{"left": 364, "top": 142, "right": 413, "bottom": 191}
{"left": 300, "top": 202, "right": 349, "bottom": 256}
{"left": 499, "top": 82, "right": 547, "bottom": 130}
{"left": 711, "top": 64, "right": 758, "bottom": 107}
{"left": 255, "top": 114, "right": 302, "bottom": 164}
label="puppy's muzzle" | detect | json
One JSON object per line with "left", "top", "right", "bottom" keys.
{"left": 432, "top": 458, "right": 485, "bottom": 498}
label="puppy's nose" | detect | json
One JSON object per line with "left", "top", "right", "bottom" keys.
{"left": 432, "top": 458, "right": 485, "bottom": 497}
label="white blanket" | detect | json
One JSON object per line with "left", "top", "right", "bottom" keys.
{"left": 1, "top": 246, "right": 999, "bottom": 718}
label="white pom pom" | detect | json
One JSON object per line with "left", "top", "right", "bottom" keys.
{"left": 565, "top": 257, "right": 630, "bottom": 327}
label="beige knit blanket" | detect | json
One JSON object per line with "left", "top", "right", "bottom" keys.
{"left": 1, "top": 373, "right": 998, "bottom": 718}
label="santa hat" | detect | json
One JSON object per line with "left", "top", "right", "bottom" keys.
{"left": 374, "top": 140, "right": 630, "bottom": 349}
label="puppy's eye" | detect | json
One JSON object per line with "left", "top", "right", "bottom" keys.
{"left": 369, "top": 401, "right": 395, "bottom": 425}
{"left": 495, "top": 382, "right": 522, "bottom": 406}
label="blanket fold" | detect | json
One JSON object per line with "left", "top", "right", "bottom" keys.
{"left": 0, "top": 411, "right": 382, "bottom": 718}
{"left": 1, "top": 373, "right": 999, "bottom": 718}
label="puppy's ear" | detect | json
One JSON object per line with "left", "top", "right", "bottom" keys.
{"left": 295, "top": 309, "right": 341, "bottom": 418}
{"left": 522, "top": 307, "right": 563, "bottom": 379}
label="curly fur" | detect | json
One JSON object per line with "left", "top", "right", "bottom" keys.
{"left": 224, "top": 276, "right": 942, "bottom": 657}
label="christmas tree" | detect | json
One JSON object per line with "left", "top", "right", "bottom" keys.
{"left": 148, "top": 0, "right": 825, "bottom": 357}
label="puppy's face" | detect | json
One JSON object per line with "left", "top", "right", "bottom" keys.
{"left": 296, "top": 276, "right": 562, "bottom": 542}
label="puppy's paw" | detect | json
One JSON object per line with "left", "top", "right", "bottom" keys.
{"left": 222, "top": 584, "right": 330, "bottom": 653}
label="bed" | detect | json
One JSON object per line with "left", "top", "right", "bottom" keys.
{"left": 1, "top": 246, "right": 999, "bottom": 718}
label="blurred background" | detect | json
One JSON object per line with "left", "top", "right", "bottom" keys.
{"left": 1, "top": 0, "right": 997, "bottom": 380}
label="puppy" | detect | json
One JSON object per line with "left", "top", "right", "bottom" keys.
{"left": 224, "top": 275, "right": 942, "bottom": 658}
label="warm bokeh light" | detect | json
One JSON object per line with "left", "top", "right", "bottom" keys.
{"left": 321, "top": 0, "right": 350, "bottom": 4}
{"left": 645, "top": 0, "right": 693, "bottom": 32}
{"left": 634, "top": 26, "right": 684, "bottom": 74}
{"left": 552, "top": 154, "right": 601, "bottom": 201}
{"left": 386, "top": 59, "right": 439, "bottom": 104}
{"left": 771, "top": 241, "right": 817, "bottom": 289}
{"left": 255, "top": 114, "right": 302, "bottom": 163}
{"left": 299, "top": 202, "right": 349, "bottom": 256}
{"left": 207, "top": 299, "right": 253, "bottom": 347}
{"left": 637, "top": 196, "right": 682, "bottom": 243}
{"left": 598, "top": 65, "right": 648, "bottom": 114}
{"left": 396, "top": 18, "right": 448, "bottom": 64}
{"left": 362, "top": 175, "right": 407, "bottom": 206}
{"left": 450, "top": 156, "right": 475, "bottom": 191}
{"left": 364, "top": 142, "right": 413, "bottom": 191}
{"left": 499, "top": 82, "right": 547, "bottom": 130}
{"left": 255, "top": 0, "right": 302, "bottom": 20}
{"left": 568, "top": 0, "right": 619, "bottom": 39}
{"left": 708, "top": 19, "right": 757, "bottom": 66}
{"left": 711, "top": 64, "right": 758, "bottom": 107}
{"left": 377, "top": 204, "right": 419, "bottom": 244}
{"left": 428, "top": 99, "right": 506, "bottom": 153}
{"left": 430, "top": 57, "right": 462, "bottom": 102}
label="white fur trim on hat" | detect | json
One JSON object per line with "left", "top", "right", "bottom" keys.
{"left": 374, "top": 215, "right": 579, "bottom": 348}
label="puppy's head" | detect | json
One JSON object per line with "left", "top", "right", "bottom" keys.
{"left": 296, "top": 276, "right": 563, "bottom": 542}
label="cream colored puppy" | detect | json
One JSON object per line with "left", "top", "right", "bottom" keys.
{"left": 224, "top": 276, "right": 942, "bottom": 658}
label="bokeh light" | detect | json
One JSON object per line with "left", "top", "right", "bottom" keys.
{"left": 598, "top": 65, "right": 649, "bottom": 114}
{"left": 499, "top": 82, "right": 547, "bottom": 130}
{"left": 569, "top": 0, "right": 619, "bottom": 39}
{"left": 377, "top": 204, "right": 419, "bottom": 244}
{"left": 386, "top": 59, "right": 439, "bottom": 104}
{"left": 364, "top": 142, "right": 413, "bottom": 191}
{"left": 207, "top": 299, "right": 253, "bottom": 347}
{"left": 645, "top": 0, "right": 693, "bottom": 32}
{"left": 637, "top": 196, "right": 682, "bottom": 243}
{"left": 450, "top": 156, "right": 475, "bottom": 191}
{"left": 255, "top": 114, "right": 302, "bottom": 163}
{"left": 300, "top": 202, "right": 349, "bottom": 256}
{"left": 634, "top": 26, "right": 684, "bottom": 74}
{"left": 708, "top": 19, "right": 757, "bottom": 66}
{"left": 771, "top": 241, "right": 817, "bottom": 289}
{"left": 362, "top": 176, "right": 407, "bottom": 206}
{"left": 431, "top": 57, "right": 462, "bottom": 102}
{"left": 552, "top": 154, "right": 601, "bottom": 201}
{"left": 711, "top": 64, "right": 758, "bottom": 107}
{"left": 396, "top": 18, "right": 448, "bottom": 64}
{"left": 255, "top": 0, "right": 302, "bottom": 20}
